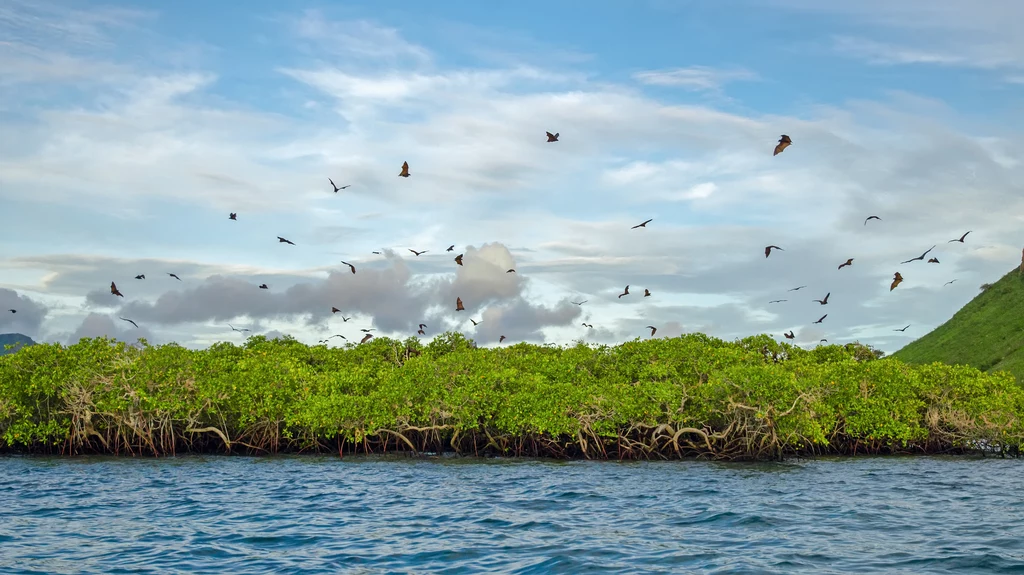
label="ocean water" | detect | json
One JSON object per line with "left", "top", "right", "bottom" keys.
{"left": 1, "top": 455, "right": 1022, "bottom": 574}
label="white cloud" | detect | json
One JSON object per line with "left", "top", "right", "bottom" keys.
{"left": 633, "top": 66, "right": 759, "bottom": 91}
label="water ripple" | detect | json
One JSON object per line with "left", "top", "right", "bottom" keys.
{"left": 0, "top": 455, "right": 1022, "bottom": 573}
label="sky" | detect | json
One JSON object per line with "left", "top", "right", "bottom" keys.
{"left": 1, "top": 0, "right": 1023, "bottom": 352}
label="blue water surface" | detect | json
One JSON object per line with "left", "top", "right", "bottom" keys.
{"left": 1, "top": 455, "right": 1022, "bottom": 574}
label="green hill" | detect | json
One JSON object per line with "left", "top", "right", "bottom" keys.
{"left": 0, "top": 333, "right": 36, "bottom": 356}
{"left": 894, "top": 267, "right": 1024, "bottom": 384}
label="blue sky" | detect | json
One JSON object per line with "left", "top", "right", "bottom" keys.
{"left": 1, "top": 0, "right": 1023, "bottom": 350}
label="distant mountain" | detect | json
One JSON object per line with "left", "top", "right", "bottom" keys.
{"left": 0, "top": 333, "right": 36, "bottom": 355}
{"left": 894, "top": 266, "right": 1024, "bottom": 385}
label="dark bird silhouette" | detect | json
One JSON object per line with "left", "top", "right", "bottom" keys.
{"left": 111, "top": 282, "right": 123, "bottom": 297}
{"left": 582, "top": 323, "right": 593, "bottom": 328}
{"left": 342, "top": 316, "right": 351, "bottom": 322}
{"left": 788, "top": 285, "right": 807, "bottom": 291}
{"left": 229, "top": 212, "right": 237, "bottom": 220}
{"left": 329, "top": 178, "right": 350, "bottom": 192}
{"left": 331, "top": 307, "right": 340, "bottom": 313}
{"left": 168, "top": 273, "right": 181, "bottom": 281}
{"left": 135, "top": 274, "right": 145, "bottom": 280}
{"left": 783, "top": 330, "right": 795, "bottom": 339}
{"left": 119, "top": 317, "right": 139, "bottom": 328}
{"left": 456, "top": 297, "right": 465, "bottom": 311}
{"left": 258, "top": 284, "right": 268, "bottom": 289}
{"left": 546, "top": 131, "right": 559, "bottom": 142}
{"left": 894, "top": 325, "right": 910, "bottom": 332}
{"left": 890, "top": 272, "right": 904, "bottom": 291}
{"left": 864, "top": 215, "right": 881, "bottom": 225}
{"left": 454, "top": 254, "right": 464, "bottom": 266}
{"left": 813, "top": 292, "right": 830, "bottom": 305}
{"left": 507, "top": 269, "right": 515, "bottom": 273}
{"left": 571, "top": 300, "right": 587, "bottom": 305}
{"left": 229, "top": 324, "right": 250, "bottom": 333}
{"left": 278, "top": 236, "right": 296, "bottom": 245}
{"left": 838, "top": 258, "right": 854, "bottom": 270}
{"left": 409, "top": 249, "right": 427, "bottom": 256}
{"left": 768, "top": 299, "right": 787, "bottom": 303}
{"left": 644, "top": 289, "right": 651, "bottom": 297}
{"left": 399, "top": 161, "right": 410, "bottom": 177}
{"left": 618, "top": 285, "right": 630, "bottom": 298}
{"left": 820, "top": 339, "right": 828, "bottom": 343}
{"left": 419, "top": 323, "right": 427, "bottom": 329}
{"left": 417, "top": 329, "right": 426, "bottom": 335}
{"left": 646, "top": 326, "right": 657, "bottom": 337}
{"left": 499, "top": 335, "right": 507, "bottom": 343}
{"left": 8, "top": 309, "right": 15, "bottom": 313}
{"left": 446, "top": 245, "right": 455, "bottom": 252}
{"left": 928, "top": 258, "right": 940, "bottom": 264}
{"left": 900, "top": 245, "right": 935, "bottom": 264}
{"left": 765, "top": 245, "right": 783, "bottom": 258}
{"left": 340, "top": 261, "right": 356, "bottom": 274}
{"left": 360, "top": 328, "right": 375, "bottom": 333}
{"left": 470, "top": 318, "right": 482, "bottom": 326}
{"left": 360, "top": 333, "right": 373, "bottom": 343}
{"left": 631, "top": 218, "right": 653, "bottom": 229}
{"left": 944, "top": 279, "right": 957, "bottom": 286}
{"left": 813, "top": 314, "right": 827, "bottom": 324}
{"left": 372, "top": 251, "right": 382, "bottom": 255}
{"left": 948, "top": 231, "right": 971, "bottom": 243}
{"left": 773, "top": 134, "right": 792, "bottom": 156}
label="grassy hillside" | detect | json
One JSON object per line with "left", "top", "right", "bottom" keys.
{"left": 894, "top": 267, "right": 1024, "bottom": 383}
{"left": 0, "top": 333, "right": 35, "bottom": 356}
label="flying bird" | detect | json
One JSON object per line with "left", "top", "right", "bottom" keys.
{"left": 454, "top": 254, "right": 464, "bottom": 266}
{"left": 948, "top": 231, "right": 971, "bottom": 243}
{"left": 340, "top": 261, "right": 356, "bottom": 274}
{"left": 582, "top": 323, "right": 593, "bottom": 328}
{"left": 783, "top": 331, "right": 795, "bottom": 339}
{"left": 372, "top": 251, "right": 382, "bottom": 255}
{"left": 119, "top": 317, "right": 139, "bottom": 329}
{"left": 229, "top": 213, "right": 237, "bottom": 220}
{"left": 900, "top": 245, "right": 935, "bottom": 264}
{"left": 168, "top": 273, "right": 181, "bottom": 281}
{"left": 813, "top": 292, "right": 830, "bottom": 305}
{"left": 228, "top": 325, "right": 250, "bottom": 333}
{"left": 331, "top": 307, "right": 341, "bottom": 313}
{"left": 928, "top": 258, "right": 940, "bottom": 264}
{"left": 446, "top": 245, "right": 455, "bottom": 252}
{"left": 456, "top": 297, "right": 465, "bottom": 311}
{"left": 646, "top": 326, "right": 657, "bottom": 337}
{"left": 7, "top": 309, "right": 15, "bottom": 313}
{"left": 820, "top": 339, "right": 828, "bottom": 343}
{"left": 894, "top": 325, "right": 911, "bottom": 332}
{"left": 838, "top": 258, "right": 854, "bottom": 270}
{"left": 944, "top": 279, "right": 957, "bottom": 286}
{"left": 135, "top": 274, "right": 145, "bottom": 280}
{"left": 571, "top": 300, "right": 587, "bottom": 305}
{"left": 618, "top": 285, "right": 630, "bottom": 298}
{"left": 765, "top": 245, "right": 783, "bottom": 258}
{"left": 329, "top": 178, "right": 350, "bottom": 193}
{"left": 546, "top": 131, "right": 559, "bottom": 142}
{"left": 470, "top": 319, "right": 482, "bottom": 326}
{"left": 409, "top": 249, "right": 427, "bottom": 256}
{"left": 360, "top": 328, "right": 376, "bottom": 333}
{"left": 419, "top": 323, "right": 427, "bottom": 329}
{"left": 360, "top": 334, "right": 374, "bottom": 343}
{"left": 768, "top": 299, "right": 787, "bottom": 304}
{"left": 499, "top": 335, "right": 506, "bottom": 343}
{"left": 773, "top": 134, "right": 792, "bottom": 156}
{"left": 278, "top": 237, "right": 296, "bottom": 245}
{"left": 631, "top": 218, "right": 653, "bottom": 229}
{"left": 864, "top": 215, "right": 881, "bottom": 225}
{"left": 342, "top": 316, "right": 352, "bottom": 322}
{"left": 110, "top": 282, "right": 123, "bottom": 297}
{"left": 399, "top": 161, "right": 410, "bottom": 177}
{"left": 258, "top": 284, "right": 268, "bottom": 289}
{"left": 507, "top": 269, "right": 515, "bottom": 273}
{"left": 890, "top": 272, "right": 904, "bottom": 291}
{"left": 788, "top": 285, "right": 807, "bottom": 291}
{"left": 644, "top": 289, "right": 651, "bottom": 297}
{"left": 813, "top": 314, "right": 827, "bottom": 324}
{"left": 417, "top": 329, "right": 425, "bottom": 335}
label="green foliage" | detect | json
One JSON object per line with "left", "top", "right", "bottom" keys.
{"left": 895, "top": 266, "right": 1024, "bottom": 386}
{"left": 1, "top": 333, "right": 1021, "bottom": 459}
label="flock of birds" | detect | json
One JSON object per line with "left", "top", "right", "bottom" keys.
{"left": 3, "top": 134, "right": 982, "bottom": 348}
